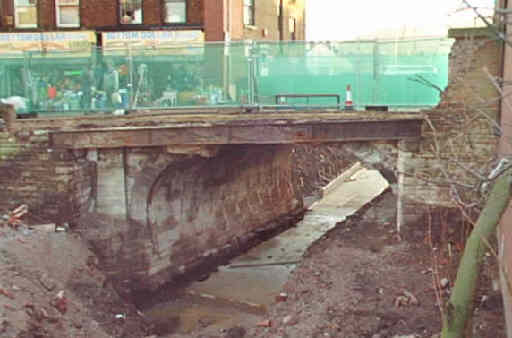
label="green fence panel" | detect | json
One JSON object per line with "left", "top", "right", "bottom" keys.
{"left": 0, "top": 38, "right": 452, "bottom": 115}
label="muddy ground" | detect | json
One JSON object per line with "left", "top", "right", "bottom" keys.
{"left": 243, "top": 190, "right": 505, "bottom": 338}
{"left": 0, "top": 193, "right": 505, "bottom": 338}
{"left": 165, "top": 189, "right": 505, "bottom": 338}
{"left": 0, "top": 221, "right": 150, "bottom": 338}
{"left": 0, "top": 142, "right": 506, "bottom": 338}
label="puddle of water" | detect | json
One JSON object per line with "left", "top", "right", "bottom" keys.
{"left": 145, "top": 292, "right": 264, "bottom": 335}
{"left": 144, "top": 168, "right": 389, "bottom": 335}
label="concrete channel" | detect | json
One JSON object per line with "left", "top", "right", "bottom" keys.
{"left": 144, "top": 165, "right": 389, "bottom": 336}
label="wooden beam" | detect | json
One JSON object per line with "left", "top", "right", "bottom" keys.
{"left": 49, "top": 119, "right": 423, "bottom": 149}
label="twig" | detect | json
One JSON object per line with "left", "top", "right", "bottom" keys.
{"left": 462, "top": 0, "right": 512, "bottom": 48}
{"left": 228, "top": 260, "right": 300, "bottom": 269}
{"left": 428, "top": 205, "right": 445, "bottom": 320}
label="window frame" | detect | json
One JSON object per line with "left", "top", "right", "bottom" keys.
{"left": 119, "top": 0, "right": 143, "bottom": 25}
{"left": 243, "top": 0, "right": 255, "bottom": 26}
{"left": 163, "top": 0, "right": 187, "bottom": 24}
{"left": 55, "top": 0, "right": 80, "bottom": 28}
{"left": 14, "top": 0, "right": 38, "bottom": 29}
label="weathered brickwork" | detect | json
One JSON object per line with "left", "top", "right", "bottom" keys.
{"left": 75, "top": 144, "right": 302, "bottom": 291}
{"left": 0, "top": 127, "right": 95, "bottom": 224}
{"left": 398, "top": 28, "right": 502, "bottom": 226}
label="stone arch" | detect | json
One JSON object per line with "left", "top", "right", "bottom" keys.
{"left": 126, "top": 144, "right": 302, "bottom": 285}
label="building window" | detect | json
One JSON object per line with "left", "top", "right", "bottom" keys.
{"left": 243, "top": 0, "right": 255, "bottom": 25}
{"left": 120, "top": 0, "right": 142, "bottom": 24}
{"left": 14, "top": 0, "right": 38, "bottom": 28}
{"left": 56, "top": 0, "right": 80, "bottom": 27}
{"left": 164, "top": 0, "right": 186, "bottom": 24}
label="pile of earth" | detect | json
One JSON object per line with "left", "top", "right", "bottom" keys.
{"left": 0, "top": 218, "right": 150, "bottom": 338}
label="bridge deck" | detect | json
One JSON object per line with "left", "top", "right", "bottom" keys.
{"left": 12, "top": 109, "right": 424, "bottom": 149}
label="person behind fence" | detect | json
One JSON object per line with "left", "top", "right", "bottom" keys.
{"left": 103, "top": 60, "right": 120, "bottom": 108}
{"left": 80, "top": 65, "right": 95, "bottom": 109}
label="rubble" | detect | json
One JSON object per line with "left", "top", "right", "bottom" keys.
{"left": 394, "top": 290, "right": 419, "bottom": 307}
{"left": 275, "top": 292, "right": 288, "bottom": 302}
{"left": 256, "top": 319, "right": 272, "bottom": 327}
{"left": 52, "top": 290, "right": 68, "bottom": 314}
{"left": 6, "top": 204, "right": 28, "bottom": 228}
{"left": 0, "top": 217, "right": 149, "bottom": 337}
{"left": 38, "top": 273, "right": 57, "bottom": 291}
{"left": 440, "top": 278, "right": 450, "bottom": 289}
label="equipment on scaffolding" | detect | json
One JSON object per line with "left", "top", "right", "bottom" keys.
{"left": 132, "top": 63, "right": 150, "bottom": 108}
{"left": 154, "top": 74, "right": 177, "bottom": 107}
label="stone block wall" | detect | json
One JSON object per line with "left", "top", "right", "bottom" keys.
{"left": 79, "top": 144, "right": 303, "bottom": 292}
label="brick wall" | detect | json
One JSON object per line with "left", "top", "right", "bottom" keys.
{"left": 82, "top": 0, "right": 118, "bottom": 28}
{"left": 203, "top": 0, "right": 225, "bottom": 41}
{"left": 188, "top": 0, "right": 203, "bottom": 25}
{"left": 240, "top": 0, "right": 305, "bottom": 41}
{"left": 205, "top": 0, "right": 306, "bottom": 42}
{"left": 0, "top": 124, "right": 95, "bottom": 224}
{"left": 0, "top": 0, "right": 304, "bottom": 42}
{"left": 398, "top": 28, "right": 502, "bottom": 226}
{"left": 0, "top": 0, "right": 204, "bottom": 31}
{"left": 38, "top": 0, "right": 54, "bottom": 30}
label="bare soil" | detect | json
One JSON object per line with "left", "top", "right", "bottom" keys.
{"left": 165, "top": 190, "right": 505, "bottom": 338}
{"left": 0, "top": 221, "right": 150, "bottom": 338}
{"left": 0, "top": 192, "right": 505, "bottom": 338}
{"left": 242, "top": 190, "right": 506, "bottom": 338}
{"left": 0, "top": 142, "right": 505, "bottom": 338}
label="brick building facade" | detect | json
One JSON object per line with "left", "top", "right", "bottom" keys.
{"left": 0, "top": 0, "right": 305, "bottom": 43}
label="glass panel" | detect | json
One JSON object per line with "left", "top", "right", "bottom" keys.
{"left": 58, "top": 0, "right": 79, "bottom": 5}
{"left": 1, "top": 39, "right": 453, "bottom": 116}
{"left": 58, "top": 6, "right": 79, "bottom": 26}
{"left": 165, "top": 2, "right": 186, "bottom": 23}
{"left": 16, "top": 7, "right": 37, "bottom": 26}
{"left": 120, "top": 0, "right": 142, "bottom": 24}
{"left": 243, "top": 7, "right": 254, "bottom": 25}
{"left": 16, "top": 0, "right": 35, "bottom": 6}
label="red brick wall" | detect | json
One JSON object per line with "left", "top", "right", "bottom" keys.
{"left": 143, "top": 0, "right": 162, "bottom": 25}
{"left": 38, "top": 0, "right": 55, "bottom": 30}
{"left": 204, "top": 0, "right": 225, "bottom": 41}
{"left": 81, "top": 0, "right": 117, "bottom": 28}
{"left": 0, "top": 0, "right": 205, "bottom": 31}
{"left": 188, "top": 0, "right": 203, "bottom": 25}
{"left": 0, "top": 0, "right": 306, "bottom": 41}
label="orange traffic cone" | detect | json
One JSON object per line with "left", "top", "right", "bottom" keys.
{"left": 345, "top": 84, "right": 353, "bottom": 111}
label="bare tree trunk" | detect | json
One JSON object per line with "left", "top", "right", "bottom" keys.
{"left": 441, "top": 168, "right": 512, "bottom": 338}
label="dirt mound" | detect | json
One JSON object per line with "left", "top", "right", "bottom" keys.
{"left": 244, "top": 190, "right": 505, "bottom": 338}
{"left": 0, "top": 219, "right": 149, "bottom": 337}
